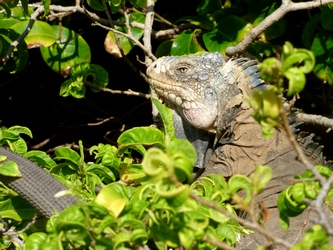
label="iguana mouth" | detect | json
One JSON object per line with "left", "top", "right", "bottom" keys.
{"left": 148, "top": 78, "right": 200, "bottom": 110}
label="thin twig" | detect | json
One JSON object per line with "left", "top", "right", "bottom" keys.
{"left": 203, "top": 235, "right": 235, "bottom": 250}
{"left": 310, "top": 174, "right": 333, "bottom": 235}
{"left": 143, "top": 0, "right": 155, "bottom": 64}
{"left": 290, "top": 113, "right": 333, "bottom": 132}
{"left": 86, "top": 82, "right": 151, "bottom": 99}
{"left": 189, "top": 192, "right": 293, "bottom": 249}
{"left": 226, "top": 0, "right": 333, "bottom": 56}
{"left": 278, "top": 95, "right": 333, "bottom": 236}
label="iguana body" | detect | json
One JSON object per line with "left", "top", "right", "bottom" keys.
{"left": 147, "top": 52, "right": 333, "bottom": 248}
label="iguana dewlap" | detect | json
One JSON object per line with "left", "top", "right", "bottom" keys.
{"left": 147, "top": 52, "right": 333, "bottom": 249}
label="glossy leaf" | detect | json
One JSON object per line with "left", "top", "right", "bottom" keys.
{"left": 155, "top": 40, "right": 173, "bottom": 58}
{"left": 311, "top": 30, "right": 333, "bottom": 85}
{"left": 24, "top": 150, "right": 57, "bottom": 169}
{"left": 203, "top": 15, "right": 252, "bottom": 54}
{"left": 0, "top": 196, "right": 37, "bottom": 221}
{"left": 151, "top": 98, "right": 174, "bottom": 139}
{"left": 24, "top": 232, "right": 47, "bottom": 250}
{"left": 0, "top": 28, "right": 28, "bottom": 74}
{"left": 54, "top": 147, "right": 81, "bottom": 165}
{"left": 284, "top": 67, "right": 306, "bottom": 96}
{"left": 87, "top": 0, "right": 105, "bottom": 11}
{"left": 228, "top": 175, "right": 253, "bottom": 204}
{"left": 94, "top": 183, "right": 129, "bottom": 217}
{"left": 104, "top": 12, "right": 145, "bottom": 57}
{"left": 117, "top": 127, "right": 164, "bottom": 156}
{"left": 0, "top": 160, "right": 21, "bottom": 177}
{"left": 302, "top": 14, "right": 320, "bottom": 49}
{"left": 320, "top": 6, "right": 333, "bottom": 32}
{"left": 177, "top": 15, "right": 215, "bottom": 30}
{"left": 171, "top": 29, "right": 204, "bottom": 56}
{"left": 40, "top": 25, "right": 91, "bottom": 76}
{"left": 10, "top": 20, "right": 56, "bottom": 48}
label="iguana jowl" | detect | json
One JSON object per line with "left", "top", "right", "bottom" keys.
{"left": 147, "top": 52, "right": 333, "bottom": 249}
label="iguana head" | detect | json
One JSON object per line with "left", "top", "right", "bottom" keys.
{"left": 147, "top": 52, "right": 264, "bottom": 133}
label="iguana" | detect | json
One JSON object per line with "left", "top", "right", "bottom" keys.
{"left": 146, "top": 52, "right": 333, "bottom": 249}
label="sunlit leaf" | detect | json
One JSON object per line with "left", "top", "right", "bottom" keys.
{"left": 117, "top": 127, "right": 164, "bottom": 156}
{"left": 284, "top": 67, "right": 306, "bottom": 96}
{"left": 203, "top": 15, "right": 252, "bottom": 54}
{"left": 0, "top": 160, "right": 21, "bottom": 177}
{"left": 11, "top": 20, "right": 56, "bottom": 48}
{"left": 171, "top": 29, "right": 204, "bottom": 56}
{"left": 311, "top": 30, "right": 333, "bottom": 85}
{"left": 40, "top": 25, "right": 91, "bottom": 77}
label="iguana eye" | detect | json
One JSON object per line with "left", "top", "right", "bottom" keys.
{"left": 176, "top": 66, "right": 188, "bottom": 73}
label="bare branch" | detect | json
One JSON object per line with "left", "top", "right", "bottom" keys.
{"left": 86, "top": 82, "right": 151, "bottom": 99}
{"left": 226, "top": 0, "right": 333, "bottom": 56}
{"left": 310, "top": 174, "right": 333, "bottom": 235}
{"left": 290, "top": 113, "right": 333, "bottom": 132}
{"left": 143, "top": 0, "right": 155, "bottom": 64}
{"left": 189, "top": 192, "right": 293, "bottom": 249}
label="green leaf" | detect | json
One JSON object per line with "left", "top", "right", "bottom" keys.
{"left": 311, "top": 30, "right": 333, "bottom": 85}
{"left": 105, "top": 12, "right": 145, "bottom": 56}
{"left": 40, "top": 25, "right": 91, "bottom": 76}
{"left": 282, "top": 48, "right": 315, "bottom": 74}
{"left": 0, "top": 28, "right": 28, "bottom": 74}
{"left": 171, "top": 29, "right": 205, "bottom": 56}
{"left": 94, "top": 183, "right": 129, "bottom": 217}
{"left": 87, "top": 0, "right": 105, "bottom": 11}
{"left": 250, "top": 164, "right": 272, "bottom": 195}
{"left": 284, "top": 67, "right": 306, "bottom": 96}
{"left": 24, "top": 232, "right": 47, "bottom": 250}
{"left": 177, "top": 15, "right": 215, "bottom": 30}
{"left": 8, "top": 137, "right": 28, "bottom": 155}
{"left": 203, "top": 15, "right": 252, "bottom": 54}
{"left": 117, "top": 127, "right": 164, "bottom": 156}
{"left": 54, "top": 147, "right": 81, "bottom": 165}
{"left": 0, "top": 6, "right": 33, "bottom": 28}
{"left": 24, "top": 150, "right": 57, "bottom": 169}
{"left": 10, "top": 20, "right": 57, "bottom": 48}
{"left": 88, "top": 64, "right": 109, "bottom": 92}
{"left": 0, "top": 196, "right": 37, "bottom": 221}
{"left": 228, "top": 175, "right": 253, "bottom": 204}
{"left": 151, "top": 98, "right": 174, "bottom": 139}
{"left": 320, "top": 6, "right": 333, "bottom": 32}
{"left": 142, "top": 148, "right": 171, "bottom": 178}
{"left": 7, "top": 125, "right": 32, "bottom": 137}
{"left": 0, "top": 160, "right": 21, "bottom": 177}
{"left": 155, "top": 40, "right": 173, "bottom": 58}
{"left": 42, "top": 0, "right": 49, "bottom": 16}
{"left": 302, "top": 14, "right": 320, "bottom": 49}
{"left": 196, "top": 0, "right": 221, "bottom": 15}
{"left": 85, "top": 164, "right": 116, "bottom": 182}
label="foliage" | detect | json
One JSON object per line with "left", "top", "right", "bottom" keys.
{"left": 247, "top": 42, "right": 315, "bottom": 138}
{"left": 1, "top": 0, "right": 333, "bottom": 249}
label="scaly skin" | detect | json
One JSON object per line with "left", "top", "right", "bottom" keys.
{"left": 147, "top": 52, "right": 333, "bottom": 249}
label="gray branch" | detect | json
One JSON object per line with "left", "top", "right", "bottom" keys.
{"left": 226, "top": 0, "right": 333, "bottom": 56}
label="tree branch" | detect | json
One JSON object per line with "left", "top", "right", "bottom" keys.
{"left": 226, "top": 0, "right": 333, "bottom": 56}
{"left": 290, "top": 113, "right": 333, "bottom": 132}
